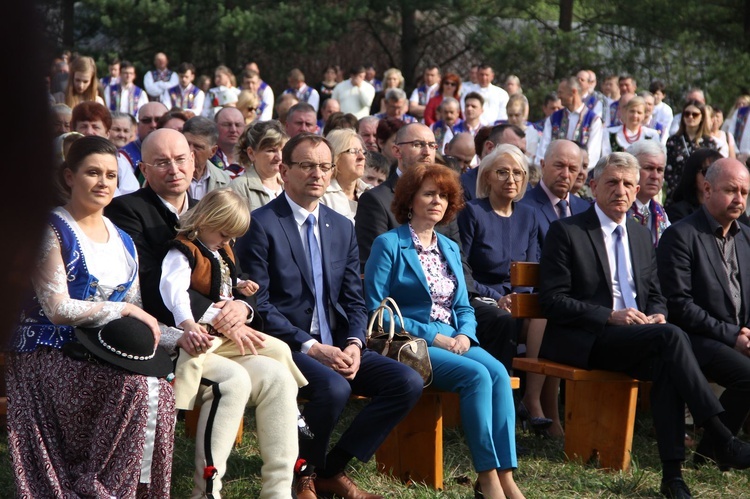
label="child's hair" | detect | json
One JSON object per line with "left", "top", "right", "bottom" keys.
{"left": 177, "top": 188, "right": 251, "bottom": 241}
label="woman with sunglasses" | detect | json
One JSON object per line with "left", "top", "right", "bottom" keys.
{"left": 424, "top": 73, "right": 463, "bottom": 126}
{"left": 665, "top": 100, "right": 718, "bottom": 204}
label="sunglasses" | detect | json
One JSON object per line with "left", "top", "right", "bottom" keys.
{"left": 684, "top": 111, "right": 702, "bottom": 119}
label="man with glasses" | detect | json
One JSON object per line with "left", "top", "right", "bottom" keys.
{"left": 104, "top": 60, "right": 148, "bottom": 116}
{"left": 211, "top": 106, "right": 245, "bottom": 177}
{"left": 107, "top": 129, "right": 302, "bottom": 498}
{"left": 120, "top": 101, "right": 168, "bottom": 180}
{"left": 237, "top": 133, "right": 423, "bottom": 499}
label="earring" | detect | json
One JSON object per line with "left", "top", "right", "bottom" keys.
{"left": 408, "top": 209, "right": 412, "bottom": 220}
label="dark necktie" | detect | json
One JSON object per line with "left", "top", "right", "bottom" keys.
{"left": 557, "top": 199, "right": 569, "bottom": 219}
{"left": 614, "top": 226, "right": 638, "bottom": 309}
{"left": 305, "top": 214, "right": 333, "bottom": 345}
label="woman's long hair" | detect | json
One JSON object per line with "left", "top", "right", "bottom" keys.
{"left": 64, "top": 56, "right": 99, "bottom": 109}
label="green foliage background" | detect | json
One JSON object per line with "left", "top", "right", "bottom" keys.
{"left": 39, "top": 0, "right": 750, "bottom": 119}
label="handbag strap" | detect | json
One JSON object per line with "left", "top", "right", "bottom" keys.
{"left": 366, "top": 301, "right": 395, "bottom": 341}
{"left": 380, "top": 297, "right": 406, "bottom": 333}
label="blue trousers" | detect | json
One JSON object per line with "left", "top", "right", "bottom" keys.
{"left": 429, "top": 345, "right": 517, "bottom": 472}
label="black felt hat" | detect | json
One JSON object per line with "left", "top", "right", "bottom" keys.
{"left": 75, "top": 317, "right": 173, "bottom": 377}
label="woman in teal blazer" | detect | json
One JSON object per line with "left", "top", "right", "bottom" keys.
{"left": 364, "top": 163, "right": 524, "bottom": 499}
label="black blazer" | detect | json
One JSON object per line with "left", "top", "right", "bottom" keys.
{"left": 538, "top": 205, "right": 667, "bottom": 368}
{"left": 105, "top": 187, "right": 259, "bottom": 327}
{"left": 657, "top": 208, "right": 750, "bottom": 364}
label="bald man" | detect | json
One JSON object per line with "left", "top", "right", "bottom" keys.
{"left": 106, "top": 129, "right": 300, "bottom": 498}
{"left": 143, "top": 52, "right": 178, "bottom": 100}
{"left": 444, "top": 132, "right": 477, "bottom": 172}
{"left": 658, "top": 158, "right": 750, "bottom": 470}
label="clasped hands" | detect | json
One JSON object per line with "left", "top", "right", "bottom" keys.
{"left": 308, "top": 342, "right": 361, "bottom": 380}
{"left": 734, "top": 327, "right": 750, "bottom": 356}
{"left": 434, "top": 333, "right": 471, "bottom": 355}
{"left": 176, "top": 300, "right": 265, "bottom": 356}
{"left": 608, "top": 308, "right": 665, "bottom": 325}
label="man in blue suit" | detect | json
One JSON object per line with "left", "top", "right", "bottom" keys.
{"left": 236, "top": 133, "right": 423, "bottom": 499}
{"left": 520, "top": 139, "right": 590, "bottom": 248}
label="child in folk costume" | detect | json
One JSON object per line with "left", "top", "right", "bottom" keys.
{"left": 159, "top": 188, "right": 312, "bottom": 437}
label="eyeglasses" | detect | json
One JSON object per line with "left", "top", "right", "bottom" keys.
{"left": 396, "top": 140, "right": 439, "bottom": 151}
{"left": 341, "top": 148, "right": 365, "bottom": 156}
{"left": 288, "top": 161, "right": 335, "bottom": 174}
{"left": 443, "top": 81, "right": 458, "bottom": 87}
{"left": 494, "top": 169, "right": 525, "bottom": 182}
{"left": 140, "top": 117, "right": 159, "bottom": 124}
{"left": 141, "top": 157, "right": 190, "bottom": 170}
{"left": 684, "top": 111, "right": 702, "bottom": 119}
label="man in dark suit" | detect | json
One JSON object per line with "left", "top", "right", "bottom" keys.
{"left": 657, "top": 157, "right": 750, "bottom": 467}
{"left": 356, "top": 123, "right": 518, "bottom": 372}
{"left": 520, "top": 139, "right": 590, "bottom": 247}
{"left": 236, "top": 133, "right": 423, "bottom": 499}
{"left": 107, "top": 129, "right": 301, "bottom": 499}
{"left": 460, "top": 123, "right": 526, "bottom": 201}
{"left": 539, "top": 152, "right": 750, "bottom": 498}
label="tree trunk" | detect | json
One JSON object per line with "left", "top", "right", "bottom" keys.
{"left": 401, "top": 4, "right": 419, "bottom": 89}
{"left": 61, "top": 0, "right": 75, "bottom": 48}
{"left": 559, "top": 0, "right": 573, "bottom": 32}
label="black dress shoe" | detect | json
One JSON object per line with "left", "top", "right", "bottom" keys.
{"left": 660, "top": 478, "right": 692, "bottom": 499}
{"left": 714, "top": 436, "right": 750, "bottom": 470}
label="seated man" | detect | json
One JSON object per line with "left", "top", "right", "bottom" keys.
{"left": 657, "top": 157, "right": 750, "bottom": 468}
{"left": 236, "top": 133, "right": 423, "bottom": 499}
{"left": 106, "top": 129, "right": 299, "bottom": 499}
{"left": 539, "top": 152, "right": 750, "bottom": 499}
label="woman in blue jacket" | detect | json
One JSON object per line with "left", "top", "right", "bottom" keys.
{"left": 364, "top": 163, "right": 525, "bottom": 499}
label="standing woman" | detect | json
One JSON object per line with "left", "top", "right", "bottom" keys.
{"left": 321, "top": 128, "right": 372, "bottom": 221}
{"left": 424, "top": 72, "right": 463, "bottom": 126}
{"left": 204, "top": 65, "right": 240, "bottom": 118}
{"left": 316, "top": 65, "right": 339, "bottom": 113}
{"left": 8, "top": 136, "right": 175, "bottom": 498}
{"left": 230, "top": 120, "right": 288, "bottom": 211}
{"left": 54, "top": 56, "right": 105, "bottom": 108}
{"left": 365, "top": 163, "right": 525, "bottom": 499}
{"left": 601, "top": 96, "right": 660, "bottom": 156}
{"left": 664, "top": 100, "right": 717, "bottom": 204}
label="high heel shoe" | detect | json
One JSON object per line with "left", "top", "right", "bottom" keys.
{"left": 517, "top": 401, "right": 553, "bottom": 434}
{"left": 474, "top": 479, "right": 484, "bottom": 498}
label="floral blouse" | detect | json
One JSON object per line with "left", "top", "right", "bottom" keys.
{"left": 409, "top": 224, "right": 457, "bottom": 324}
{"left": 665, "top": 133, "right": 717, "bottom": 204}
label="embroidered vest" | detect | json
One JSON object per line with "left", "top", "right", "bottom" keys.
{"left": 734, "top": 106, "right": 750, "bottom": 144}
{"left": 285, "top": 85, "right": 313, "bottom": 103}
{"left": 629, "top": 200, "right": 668, "bottom": 247}
{"left": 151, "top": 69, "right": 174, "bottom": 82}
{"left": 550, "top": 108, "right": 598, "bottom": 146}
{"left": 608, "top": 101, "right": 621, "bottom": 127}
{"left": 13, "top": 212, "right": 137, "bottom": 352}
{"left": 168, "top": 84, "right": 199, "bottom": 109}
{"left": 416, "top": 85, "right": 431, "bottom": 105}
{"left": 108, "top": 84, "right": 144, "bottom": 115}
{"left": 170, "top": 236, "right": 236, "bottom": 303}
{"left": 257, "top": 81, "right": 269, "bottom": 116}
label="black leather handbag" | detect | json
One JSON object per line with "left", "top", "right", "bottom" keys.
{"left": 366, "top": 297, "right": 433, "bottom": 387}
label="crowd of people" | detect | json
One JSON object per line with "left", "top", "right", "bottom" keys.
{"left": 13, "top": 50, "right": 750, "bottom": 498}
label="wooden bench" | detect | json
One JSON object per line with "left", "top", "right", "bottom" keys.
{"left": 509, "top": 261, "right": 639, "bottom": 471}
{"left": 375, "top": 378, "right": 519, "bottom": 489}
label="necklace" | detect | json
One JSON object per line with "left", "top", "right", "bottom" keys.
{"left": 623, "top": 125, "right": 641, "bottom": 144}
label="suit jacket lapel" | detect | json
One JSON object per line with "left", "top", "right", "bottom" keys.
{"left": 398, "top": 225, "right": 430, "bottom": 296}
{"left": 695, "top": 212, "right": 733, "bottom": 301}
{"left": 625, "top": 218, "right": 649, "bottom": 304}
{"left": 737, "top": 227, "right": 750, "bottom": 321}
{"left": 319, "top": 208, "right": 334, "bottom": 301}
{"left": 585, "top": 207, "right": 613, "bottom": 291}
{"left": 275, "top": 197, "right": 315, "bottom": 293}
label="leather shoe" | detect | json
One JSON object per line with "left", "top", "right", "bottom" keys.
{"left": 660, "top": 478, "right": 692, "bottom": 499}
{"left": 714, "top": 436, "right": 750, "bottom": 470}
{"left": 293, "top": 473, "right": 317, "bottom": 499}
{"left": 315, "top": 471, "right": 383, "bottom": 499}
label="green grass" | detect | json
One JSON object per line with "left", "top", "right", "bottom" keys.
{"left": 2, "top": 403, "right": 750, "bottom": 497}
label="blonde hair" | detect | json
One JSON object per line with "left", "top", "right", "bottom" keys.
{"left": 177, "top": 189, "right": 251, "bottom": 241}
{"left": 476, "top": 144, "right": 529, "bottom": 201}
{"left": 237, "top": 90, "right": 260, "bottom": 124}
{"left": 65, "top": 56, "right": 99, "bottom": 108}
{"left": 383, "top": 68, "right": 405, "bottom": 89}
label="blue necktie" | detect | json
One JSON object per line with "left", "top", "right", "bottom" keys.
{"left": 557, "top": 199, "right": 569, "bottom": 219}
{"left": 614, "top": 225, "right": 638, "bottom": 310}
{"left": 305, "top": 214, "right": 333, "bottom": 345}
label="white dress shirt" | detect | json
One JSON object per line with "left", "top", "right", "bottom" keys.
{"left": 595, "top": 204, "right": 637, "bottom": 311}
